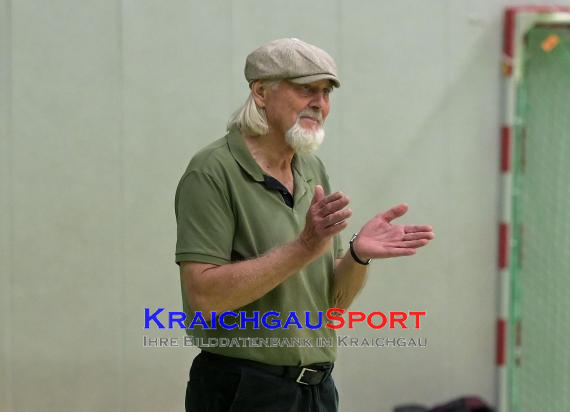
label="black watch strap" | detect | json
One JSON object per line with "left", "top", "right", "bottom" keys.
{"left": 349, "top": 233, "right": 371, "bottom": 265}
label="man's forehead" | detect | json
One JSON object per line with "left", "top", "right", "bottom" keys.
{"left": 289, "top": 79, "right": 334, "bottom": 89}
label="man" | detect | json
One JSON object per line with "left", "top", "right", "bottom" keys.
{"left": 175, "top": 38, "right": 434, "bottom": 412}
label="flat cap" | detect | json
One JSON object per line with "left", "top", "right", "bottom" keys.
{"left": 244, "top": 38, "right": 340, "bottom": 87}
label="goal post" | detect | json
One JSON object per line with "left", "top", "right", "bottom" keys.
{"left": 499, "top": 6, "right": 570, "bottom": 412}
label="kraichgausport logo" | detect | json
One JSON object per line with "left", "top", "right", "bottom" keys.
{"left": 144, "top": 308, "right": 426, "bottom": 330}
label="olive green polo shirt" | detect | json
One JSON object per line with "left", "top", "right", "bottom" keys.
{"left": 175, "top": 127, "right": 343, "bottom": 366}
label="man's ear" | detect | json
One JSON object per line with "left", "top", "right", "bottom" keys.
{"left": 251, "top": 81, "right": 267, "bottom": 108}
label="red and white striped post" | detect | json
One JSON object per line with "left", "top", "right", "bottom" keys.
{"left": 497, "top": 9, "right": 520, "bottom": 412}
{"left": 498, "top": 7, "right": 570, "bottom": 412}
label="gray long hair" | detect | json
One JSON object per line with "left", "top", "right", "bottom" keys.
{"left": 227, "top": 81, "right": 280, "bottom": 136}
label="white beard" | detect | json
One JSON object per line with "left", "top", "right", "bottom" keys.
{"left": 284, "top": 118, "right": 325, "bottom": 155}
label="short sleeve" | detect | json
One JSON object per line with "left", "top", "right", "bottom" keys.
{"left": 175, "top": 171, "right": 235, "bottom": 265}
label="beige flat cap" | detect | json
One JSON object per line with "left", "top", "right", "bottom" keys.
{"left": 244, "top": 38, "right": 340, "bottom": 87}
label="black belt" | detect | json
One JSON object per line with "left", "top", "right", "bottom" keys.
{"left": 199, "top": 351, "right": 334, "bottom": 386}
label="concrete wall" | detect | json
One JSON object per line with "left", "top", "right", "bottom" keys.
{"left": 2, "top": 0, "right": 568, "bottom": 411}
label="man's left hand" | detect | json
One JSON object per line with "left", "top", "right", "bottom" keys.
{"left": 353, "top": 204, "right": 434, "bottom": 260}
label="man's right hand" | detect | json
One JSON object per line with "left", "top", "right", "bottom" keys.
{"left": 298, "top": 185, "right": 352, "bottom": 257}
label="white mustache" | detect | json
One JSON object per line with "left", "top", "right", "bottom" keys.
{"left": 298, "top": 111, "right": 323, "bottom": 124}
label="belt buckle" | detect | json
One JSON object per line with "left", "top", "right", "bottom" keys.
{"left": 296, "top": 367, "right": 317, "bottom": 385}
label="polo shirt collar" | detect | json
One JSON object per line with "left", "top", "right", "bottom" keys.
{"left": 227, "top": 127, "right": 312, "bottom": 186}
{"left": 227, "top": 127, "right": 265, "bottom": 182}
{"left": 291, "top": 154, "right": 312, "bottom": 185}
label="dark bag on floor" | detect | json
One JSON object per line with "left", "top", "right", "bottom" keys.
{"left": 395, "top": 396, "right": 494, "bottom": 412}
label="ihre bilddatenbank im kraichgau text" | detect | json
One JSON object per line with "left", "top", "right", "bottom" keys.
{"left": 143, "top": 307, "right": 428, "bottom": 348}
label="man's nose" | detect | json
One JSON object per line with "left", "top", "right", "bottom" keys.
{"left": 309, "top": 92, "right": 326, "bottom": 110}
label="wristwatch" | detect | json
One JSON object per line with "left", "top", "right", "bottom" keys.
{"left": 349, "top": 233, "right": 371, "bottom": 265}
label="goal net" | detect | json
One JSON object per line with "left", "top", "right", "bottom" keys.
{"left": 509, "top": 24, "right": 570, "bottom": 412}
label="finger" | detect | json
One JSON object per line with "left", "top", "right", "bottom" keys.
{"left": 323, "top": 208, "right": 352, "bottom": 228}
{"left": 403, "top": 232, "right": 435, "bottom": 241}
{"left": 318, "top": 195, "right": 350, "bottom": 217}
{"left": 311, "top": 185, "right": 325, "bottom": 205}
{"left": 323, "top": 219, "right": 349, "bottom": 237}
{"left": 381, "top": 203, "right": 408, "bottom": 223}
{"left": 404, "top": 225, "right": 433, "bottom": 233}
{"left": 385, "top": 239, "right": 430, "bottom": 248}
{"left": 318, "top": 191, "right": 344, "bottom": 208}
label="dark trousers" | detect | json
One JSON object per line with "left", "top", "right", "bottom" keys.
{"left": 186, "top": 351, "right": 339, "bottom": 412}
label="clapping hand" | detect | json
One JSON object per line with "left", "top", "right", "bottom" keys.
{"left": 352, "top": 204, "right": 434, "bottom": 260}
